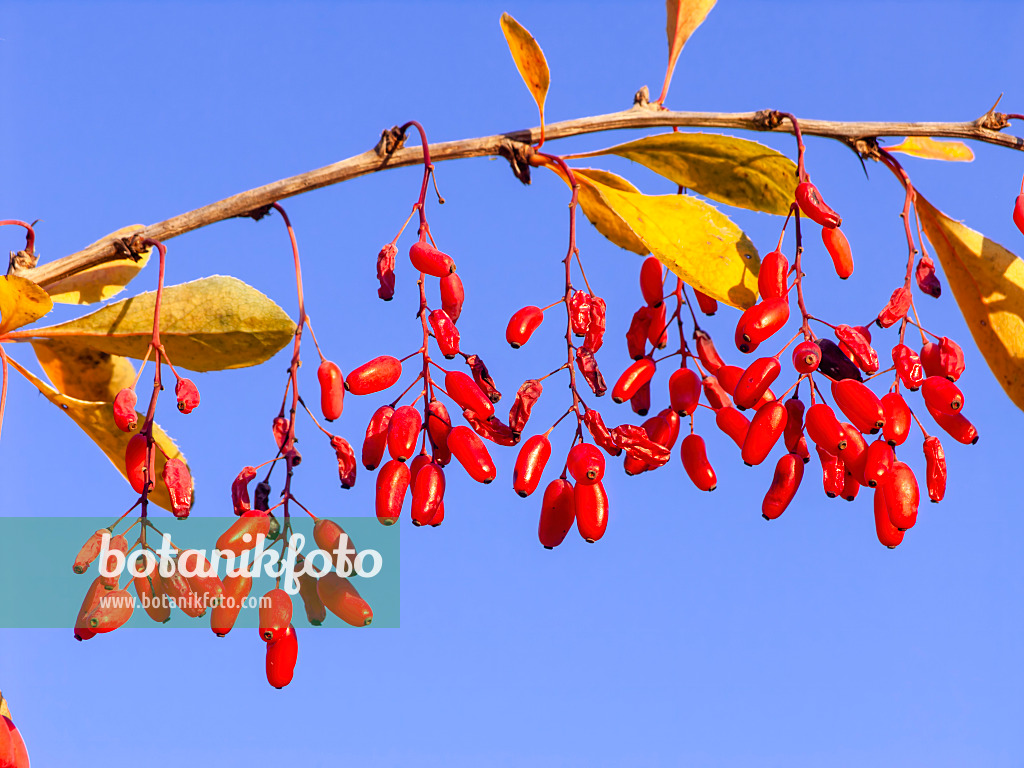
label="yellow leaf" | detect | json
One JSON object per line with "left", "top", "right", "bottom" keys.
{"left": 7, "top": 356, "right": 186, "bottom": 511}
{"left": 16, "top": 275, "right": 296, "bottom": 372}
{"left": 572, "top": 132, "right": 797, "bottom": 216}
{"left": 572, "top": 169, "right": 760, "bottom": 308}
{"left": 661, "top": 0, "right": 717, "bottom": 101}
{"left": 887, "top": 137, "right": 974, "bottom": 163}
{"left": 46, "top": 225, "right": 151, "bottom": 304}
{"left": 572, "top": 169, "right": 649, "bottom": 255}
{"left": 499, "top": 13, "right": 550, "bottom": 134}
{"left": 916, "top": 194, "right": 1024, "bottom": 411}
{"left": 0, "top": 275, "right": 53, "bottom": 336}
{"left": 32, "top": 339, "right": 136, "bottom": 402}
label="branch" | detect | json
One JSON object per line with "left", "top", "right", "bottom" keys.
{"left": 16, "top": 105, "right": 1022, "bottom": 288}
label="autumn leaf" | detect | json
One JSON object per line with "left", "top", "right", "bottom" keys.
{"left": 659, "top": 0, "right": 717, "bottom": 103}
{"left": 887, "top": 137, "right": 974, "bottom": 163}
{"left": 916, "top": 193, "right": 1024, "bottom": 410}
{"left": 45, "top": 225, "right": 151, "bottom": 304}
{"left": 15, "top": 276, "right": 295, "bottom": 372}
{"left": 572, "top": 169, "right": 648, "bottom": 256}
{"left": 32, "top": 339, "right": 136, "bottom": 403}
{"left": 0, "top": 275, "right": 53, "bottom": 335}
{"left": 569, "top": 168, "right": 760, "bottom": 308}
{"left": 499, "top": 13, "right": 550, "bottom": 138}
{"left": 572, "top": 133, "right": 797, "bottom": 216}
{"left": 7, "top": 357, "right": 186, "bottom": 511}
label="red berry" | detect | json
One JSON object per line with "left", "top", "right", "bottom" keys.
{"left": 506, "top": 306, "right": 544, "bottom": 348}
{"left": 112, "top": 387, "right": 138, "bottom": 432}
{"left": 883, "top": 461, "right": 919, "bottom": 530}
{"left": 693, "top": 329, "right": 725, "bottom": 373}
{"left": 693, "top": 289, "right": 718, "bottom": 316}
{"left": 409, "top": 238, "right": 456, "bottom": 277}
{"left": 175, "top": 377, "right": 200, "bottom": 414}
{"left": 792, "top": 340, "right": 821, "bottom": 374}
{"left": 575, "top": 481, "right": 609, "bottom": 543}
{"left": 570, "top": 290, "right": 592, "bottom": 336}
{"left": 836, "top": 423, "right": 868, "bottom": 485}
{"left": 783, "top": 397, "right": 806, "bottom": 455}
{"left": 425, "top": 398, "right": 453, "bottom": 463}
{"left": 758, "top": 250, "right": 789, "bottom": 300}
{"left": 795, "top": 181, "right": 842, "bottom": 228}
{"left": 73, "top": 529, "right": 107, "bottom": 574}
{"left": 881, "top": 392, "right": 912, "bottom": 447}
{"left": 346, "top": 356, "right": 402, "bottom": 395}
{"left": 611, "top": 358, "right": 656, "bottom": 404}
{"left": 816, "top": 445, "right": 845, "bottom": 498}
{"left": 411, "top": 461, "right": 445, "bottom": 525}
{"left": 714, "top": 365, "right": 742, "bottom": 396}
{"left": 928, "top": 408, "right": 979, "bottom": 445}
{"left": 85, "top": 587, "right": 134, "bottom": 632}
{"left": 821, "top": 226, "right": 853, "bottom": 278}
{"left": 734, "top": 357, "right": 781, "bottom": 410}
{"left": 440, "top": 272, "right": 465, "bottom": 323}
{"left": 668, "top": 367, "right": 701, "bottom": 416}
{"left": 216, "top": 511, "right": 271, "bottom": 558}
{"left": 386, "top": 405, "right": 422, "bottom": 462}
{"left": 762, "top": 453, "right": 804, "bottom": 520}
{"left": 125, "top": 433, "right": 152, "bottom": 494}
{"left": 741, "top": 400, "right": 788, "bottom": 466}
{"left": 259, "top": 588, "right": 293, "bottom": 643}
{"left": 447, "top": 425, "right": 497, "bottom": 484}
{"left": 375, "top": 460, "right": 410, "bottom": 525}
{"left": 317, "top": 573, "right": 373, "bottom": 626}
{"left": 702, "top": 375, "right": 732, "bottom": 410}
{"left": 567, "top": 442, "right": 606, "bottom": 485}
{"left": 162, "top": 458, "right": 193, "bottom": 519}
{"left": 715, "top": 406, "right": 750, "bottom": 449}
{"left": 863, "top": 440, "right": 894, "bottom": 488}
{"left": 317, "top": 360, "right": 345, "bottom": 421}
{"left": 266, "top": 625, "right": 298, "bottom": 689}
{"left": 513, "top": 435, "right": 551, "bottom": 497}
{"left": 834, "top": 325, "right": 878, "bottom": 373}
{"left": 831, "top": 379, "right": 885, "bottom": 434}
{"left": 363, "top": 405, "right": 394, "bottom": 470}
{"left": 639, "top": 256, "right": 664, "bottom": 306}
{"left": 921, "top": 376, "right": 965, "bottom": 416}
{"left": 876, "top": 287, "right": 912, "bottom": 328}
{"left": 873, "top": 487, "right": 905, "bottom": 549}
{"left": 892, "top": 344, "right": 925, "bottom": 390}
{"left": 647, "top": 303, "right": 669, "bottom": 349}
{"left": 923, "top": 435, "right": 947, "bottom": 502}
{"left": 445, "top": 370, "right": 495, "bottom": 418}
{"left": 680, "top": 434, "right": 716, "bottom": 491}
{"left": 538, "top": 479, "right": 575, "bottom": 549}
{"left": 429, "top": 309, "right": 460, "bottom": 359}
{"left": 735, "top": 298, "right": 790, "bottom": 352}
{"left": 805, "top": 403, "right": 847, "bottom": 454}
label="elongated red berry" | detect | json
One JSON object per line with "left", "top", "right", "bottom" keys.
{"left": 734, "top": 357, "right": 781, "bottom": 409}
{"left": 876, "top": 287, "right": 912, "bottom": 328}
{"left": 375, "top": 460, "right": 410, "bottom": 525}
{"left": 113, "top": 387, "right": 138, "bottom": 432}
{"left": 837, "top": 423, "right": 868, "bottom": 485}
{"left": 506, "top": 306, "right": 544, "bottom": 348}
{"left": 928, "top": 409, "right": 978, "bottom": 445}
{"left": 513, "top": 435, "right": 551, "bottom": 497}
{"left": 86, "top": 587, "right": 134, "bottom": 632}
{"left": 741, "top": 400, "right": 787, "bottom": 466}
{"left": 445, "top": 370, "right": 494, "bottom": 418}
{"left": 758, "top": 250, "right": 789, "bottom": 300}
{"left": 409, "top": 239, "right": 456, "bottom": 277}
{"left": 693, "top": 289, "right": 718, "bottom": 316}
{"left": 735, "top": 298, "right": 790, "bottom": 352}
{"left": 539, "top": 479, "right": 575, "bottom": 549}
{"left": 612, "top": 358, "right": 656, "bottom": 404}
{"left": 175, "top": 378, "right": 200, "bottom": 414}
{"left": 317, "top": 360, "right": 345, "bottom": 421}
{"left": 702, "top": 375, "right": 731, "bottom": 410}
{"left": 386, "top": 405, "right": 422, "bottom": 462}
{"left": 317, "top": 573, "right": 373, "bottom": 626}
{"left": 629, "top": 379, "right": 651, "bottom": 417}
{"left": 831, "top": 379, "right": 885, "bottom": 434}
{"left": 762, "top": 453, "right": 804, "bottom": 520}
{"left": 125, "top": 433, "right": 152, "bottom": 494}
{"left": 347, "top": 356, "right": 402, "bottom": 395}
{"left": 883, "top": 461, "right": 919, "bottom": 530}
{"left": 429, "top": 309, "right": 460, "bottom": 358}
{"left": 73, "top": 529, "right": 107, "bottom": 574}
{"left": 647, "top": 303, "right": 669, "bottom": 349}
{"left": 680, "top": 434, "right": 716, "bottom": 491}
{"left": 575, "top": 481, "right": 609, "bottom": 543}
{"left": 693, "top": 329, "right": 725, "bottom": 373}
{"left": 921, "top": 376, "right": 965, "bottom": 416}
{"left": 639, "top": 256, "right": 664, "bottom": 306}
{"left": 411, "top": 461, "right": 445, "bottom": 525}
{"left": 425, "top": 398, "right": 452, "bottom": 460}
{"left": 715, "top": 365, "right": 742, "bottom": 396}
{"left": 258, "top": 588, "right": 292, "bottom": 643}
{"left": 795, "top": 181, "right": 841, "bottom": 228}
{"left": 892, "top": 344, "right": 924, "bottom": 390}
{"left": 863, "top": 440, "right": 894, "bottom": 488}
{"left": 821, "top": 226, "right": 853, "bottom": 278}
{"left": 570, "top": 290, "right": 592, "bottom": 336}
{"left": 783, "top": 397, "right": 806, "bottom": 454}
{"left": 162, "top": 458, "right": 193, "bottom": 518}
{"left": 668, "top": 367, "right": 701, "bottom": 416}
{"left": 923, "top": 435, "right": 947, "bottom": 502}
{"left": 716, "top": 406, "right": 750, "bottom": 449}
{"left": 447, "top": 425, "right": 496, "bottom": 484}
{"left": 567, "top": 442, "right": 605, "bottom": 485}
{"left": 805, "top": 403, "right": 847, "bottom": 454}
{"left": 920, "top": 341, "right": 942, "bottom": 378}
{"left": 935, "top": 337, "right": 965, "bottom": 381}
{"left": 881, "top": 392, "right": 911, "bottom": 447}
{"left": 216, "top": 511, "right": 270, "bottom": 557}
{"left": 362, "top": 405, "right": 394, "bottom": 470}
{"left": 212, "top": 573, "right": 252, "bottom": 636}
{"left": 834, "top": 325, "right": 878, "bottom": 373}
{"left": 816, "top": 446, "right": 845, "bottom": 498}
{"left": 873, "top": 487, "right": 905, "bottom": 549}
{"left": 266, "top": 625, "right": 298, "bottom": 689}
{"left": 440, "top": 272, "right": 465, "bottom": 323}
{"left": 792, "top": 340, "right": 821, "bottom": 374}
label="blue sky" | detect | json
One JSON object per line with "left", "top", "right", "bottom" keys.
{"left": 2, "top": 1, "right": 1023, "bottom": 766}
